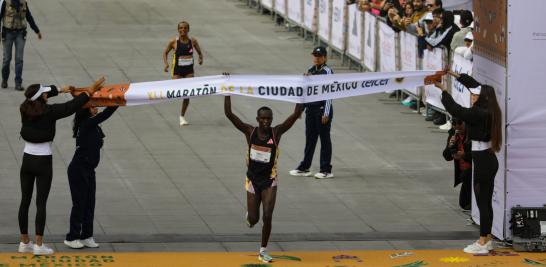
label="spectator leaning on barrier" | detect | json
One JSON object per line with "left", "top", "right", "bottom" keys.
{"left": 387, "top": 1, "right": 412, "bottom": 32}
{"left": 457, "top": 32, "right": 473, "bottom": 61}
{"left": 415, "top": 12, "right": 436, "bottom": 56}
{"left": 425, "top": 0, "right": 442, "bottom": 12}
{"left": 425, "top": 9, "right": 460, "bottom": 51}
{"left": 442, "top": 118, "right": 472, "bottom": 211}
{"left": 401, "top": 0, "right": 427, "bottom": 34}
{"left": 0, "top": 0, "right": 42, "bottom": 91}
{"left": 450, "top": 10, "right": 473, "bottom": 52}
{"left": 289, "top": 47, "right": 334, "bottom": 179}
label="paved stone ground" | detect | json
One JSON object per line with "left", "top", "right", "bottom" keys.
{"left": 0, "top": 0, "right": 478, "bottom": 252}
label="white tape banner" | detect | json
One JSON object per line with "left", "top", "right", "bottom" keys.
{"left": 400, "top": 31, "right": 418, "bottom": 95}
{"left": 303, "top": 0, "right": 317, "bottom": 31}
{"left": 423, "top": 48, "right": 444, "bottom": 109}
{"left": 275, "top": 0, "right": 286, "bottom": 16}
{"left": 287, "top": 0, "right": 303, "bottom": 25}
{"left": 262, "top": 0, "right": 273, "bottom": 10}
{"left": 330, "top": 0, "right": 346, "bottom": 51}
{"left": 318, "top": 0, "right": 330, "bottom": 41}
{"left": 451, "top": 53, "right": 472, "bottom": 108}
{"left": 347, "top": 4, "right": 363, "bottom": 60}
{"left": 363, "top": 12, "right": 377, "bottom": 71}
{"left": 77, "top": 71, "right": 441, "bottom": 107}
{"left": 379, "top": 22, "right": 396, "bottom": 72}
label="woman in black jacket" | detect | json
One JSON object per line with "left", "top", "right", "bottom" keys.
{"left": 64, "top": 105, "right": 118, "bottom": 249}
{"left": 437, "top": 72, "right": 502, "bottom": 254}
{"left": 18, "top": 77, "right": 104, "bottom": 255}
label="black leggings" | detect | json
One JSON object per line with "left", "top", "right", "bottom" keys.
{"left": 472, "top": 149, "right": 499, "bottom": 237}
{"left": 19, "top": 153, "right": 53, "bottom": 236}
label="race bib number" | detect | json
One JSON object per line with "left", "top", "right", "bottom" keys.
{"left": 178, "top": 56, "right": 193, "bottom": 66}
{"left": 250, "top": 144, "right": 272, "bottom": 163}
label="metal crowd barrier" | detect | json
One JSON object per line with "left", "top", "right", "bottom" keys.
{"left": 241, "top": 0, "right": 471, "bottom": 116}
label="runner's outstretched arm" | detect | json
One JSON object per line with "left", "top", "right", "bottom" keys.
{"left": 275, "top": 104, "right": 304, "bottom": 136}
{"left": 224, "top": 96, "right": 253, "bottom": 137}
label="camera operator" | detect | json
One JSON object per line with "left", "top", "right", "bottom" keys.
{"left": 442, "top": 118, "right": 472, "bottom": 211}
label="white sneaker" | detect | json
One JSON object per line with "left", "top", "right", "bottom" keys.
{"left": 179, "top": 116, "right": 189, "bottom": 126}
{"left": 314, "top": 172, "right": 334, "bottom": 179}
{"left": 33, "top": 243, "right": 54, "bottom": 255}
{"left": 401, "top": 96, "right": 413, "bottom": 105}
{"left": 289, "top": 169, "right": 312, "bottom": 177}
{"left": 485, "top": 240, "right": 494, "bottom": 251}
{"left": 463, "top": 241, "right": 489, "bottom": 254}
{"left": 18, "top": 241, "right": 33, "bottom": 253}
{"left": 80, "top": 237, "right": 99, "bottom": 248}
{"left": 439, "top": 121, "right": 452, "bottom": 130}
{"left": 64, "top": 239, "right": 84, "bottom": 249}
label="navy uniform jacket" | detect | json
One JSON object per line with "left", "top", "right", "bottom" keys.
{"left": 306, "top": 64, "right": 333, "bottom": 117}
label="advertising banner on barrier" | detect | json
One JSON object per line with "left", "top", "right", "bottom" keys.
{"left": 262, "top": 0, "right": 273, "bottom": 10}
{"left": 423, "top": 48, "right": 444, "bottom": 109}
{"left": 330, "top": 0, "right": 346, "bottom": 51}
{"left": 503, "top": 0, "right": 546, "bottom": 240}
{"left": 379, "top": 22, "right": 396, "bottom": 72}
{"left": 318, "top": 0, "right": 330, "bottom": 41}
{"left": 287, "top": 0, "right": 303, "bottom": 25}
{"left": 275, "top": 0, "right": 286, "bottom": 16}
{"left": 347, "top": 4, "right": 363, "bottom": 60}
{"left": 450, "top": 53, "right": 472, "bottom": 108}
{"left": 74, "top": 71, "right": 441, "bottom": 107}
{"left": 303, "top": 0, "right": 317, "bottom": 31}
{"left": 400, "top": 31, "right": 418, "bottom": 95}
{"left": 363, "top": 12, "right": 377, "bottom": 71}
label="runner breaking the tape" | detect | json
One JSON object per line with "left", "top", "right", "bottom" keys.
{"left": 224, "top": 93, "right": 303, "bottom": 263}
{"left": 163, "top": 21, "right": 204, "bottom": 126}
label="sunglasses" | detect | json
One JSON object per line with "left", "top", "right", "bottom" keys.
{"left": 426, "top": 4, "right": 434, "bottom": 7}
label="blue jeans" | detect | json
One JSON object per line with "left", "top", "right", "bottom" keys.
{"left": 2, "top": 30, "right": 26, "bottom": 85}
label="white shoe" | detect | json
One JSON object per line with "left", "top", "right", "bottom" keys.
{"left": 439, "top": 121, "right": 452, "bottom": 130}
{"left": 179, "top": 116, "right": 189, "bottom": 126}
{"left": 463, "top": 241, "right": 489, "bottom": 254}
{"left": 485, "top": 240, "right": 494, "bottom": 251}
{"left": 18, "top": 241, "right": 33, "bottom": 253}
{"left": 80, "top": 237, "right": 99, "bottom": 248}
{"left": 289, "top": 169, "right": 312, "bottom": 177}
{"left": 33, "top": 243, "right": 54, "bottom": 255}
{"left": 401, "top": 96, "right": 413, "bottom": 105}
{"left": 314, "top": 172, "right": 334, "bottom": 179}
{"left": 64, "top": 239, "right": 84, "bottom": 249}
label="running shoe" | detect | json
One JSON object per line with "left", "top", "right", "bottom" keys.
{"left": 259, "top": 251, "right": 273, "bottom": 263}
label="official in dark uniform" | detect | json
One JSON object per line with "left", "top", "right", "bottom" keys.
{"left": 289, "top": 47, "right": 334, "bottom": 179}
{"left": 64, "top": 106, "right": 118, "bottom": 249}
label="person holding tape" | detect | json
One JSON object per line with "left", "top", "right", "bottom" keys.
{"left": 63, "top": 105, "right": 118, "bottom": 249}
{"left": 18, "top": 78, "right": 105, "bottom": 255}
{"left": 289, "top": 46, "right": 335, "bottom": 179}
{"left": 163, "top": 21, "right": 204, "bottom": 126}
{"left": 436, "top": 71, "right": 502, "bottom": 254}
{"left": 224, "top": 93, "right": 303, "bottom": 263}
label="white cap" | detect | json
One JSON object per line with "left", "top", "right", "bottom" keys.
{"left": 464, "top": 32, "right": 474, "bottom": 41}
{"left": 30, "top": 85, "right": 52, "bottom": 101}
{"left": 469, "top": 85, "right": 481, "bottom": 95}
{"left": 423, "top": 12, "right": 433, "bottom": 21}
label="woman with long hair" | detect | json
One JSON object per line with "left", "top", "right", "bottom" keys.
{"left": 18, "top": 78, "right": 104, "bottom": 255}
{"left": 437, "top": 71, "right": 502, "bottom": 254}
{"left": 63, "top": 105, "right": 117, "bottom": 249}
